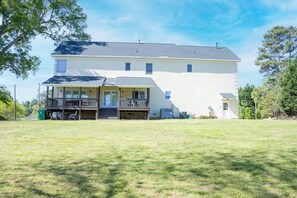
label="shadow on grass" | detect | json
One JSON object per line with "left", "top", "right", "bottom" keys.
{"left": 1, "top": 150, "right": 296, "bottom": 197}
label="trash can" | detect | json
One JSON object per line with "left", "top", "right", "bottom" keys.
{"left": 38, "top": 109, "right": 46, "bottom": 120}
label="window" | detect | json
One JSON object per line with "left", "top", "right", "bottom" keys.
{"left": 81, "top": 90, "right": 88, "bottom": 98}
{"left": 72, "top": 91, "right": 79, "bottom": 98}
{"left": 103, "top": 91, "right": 118, "bottom": 107}
{"left": 65, "top": 90, "right": 72, "bottom": 98}
{"left": 56, "top": 60, "right": 67, "bottom": 73}
{"left": 125, "top": 63, "right": 131, "bottom": 71}
{"left": 165, "top": 91, "right": 171, "bottom": 100}
{"left": 133, "top": 91, "right": 145, "bottom": 99}
{"left": 223, "top": 102, "right": 228, "bottom": 110}
{"left": 146, "top": 63, "right": 153, "bottom": 74}
{"left": 187, "top": 64, "right": 192, "bottom": 72}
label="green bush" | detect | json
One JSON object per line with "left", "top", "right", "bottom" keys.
{"left": 244, "top": 107, "right": 253, "bottom": 119}
{"left": 198, "top": 115, "right": 217, "bottom": 119}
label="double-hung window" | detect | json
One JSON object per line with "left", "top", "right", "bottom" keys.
{"left": 81, "top": 90, "right": 88, "bottom": 98}
{"left": 165, "top": 91, "right": 171, "bottom": 100}
{"left": 187, "top": 64, "right": 192, "bottom": 73}
{"left": 56, "top": 60, "right": 67, "bottom": 73}
{"left": 146, "top": 63, "right": 153, "bottom": 74}
{"left": 133, "top": 91, "right": 145, "bottom": 99}
{"left": 125, "top": 63, "right": 131, "bottom": 71}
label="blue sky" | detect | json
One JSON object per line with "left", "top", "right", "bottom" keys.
{"left": 2, "top": 0, "right": 297, "bottom": 102}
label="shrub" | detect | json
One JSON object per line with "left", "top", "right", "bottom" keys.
{"left": 198, "top": 115, "right": 217, "bottom": 119}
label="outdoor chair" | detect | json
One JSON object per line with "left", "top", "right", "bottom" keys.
{"left": 69, "top": 111, "right": 78, "bottom": 120}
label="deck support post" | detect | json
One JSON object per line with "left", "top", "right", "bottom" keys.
{"left": 95, "top": 110, "right": 99, "bottom": 120}
{"left": 79, "top": 109, "right": 81, "bottom": 120}
{"left": 62, "top": 109, "right": 65, "bottom": 120}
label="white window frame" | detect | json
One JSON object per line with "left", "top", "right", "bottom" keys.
{"left": 103, "top": 90, "right": 119, "bottom": 108}
{"left": 146, "top": 63, "right": 153, "bottom": 75}
{"left": 72, "top": 90, "right": 79, "bottom": 98}
{"left": 165, "top": 91, "right": 171, "bottom": 100}
{"left": 133, "top": 91, "right": 145, "bottom": 99}
{"left": 81, "top": 90, "right": 88, "bottom": 98}
{"left": 65, "top": 90, "right": 72, "bottom": 98}
{"left": 56, "top": 60, "right": 67, "bottom": 73}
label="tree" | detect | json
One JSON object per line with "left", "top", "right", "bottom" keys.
{"left": 0, "top": 85, "right": 11, "bottom": 103}
{"left": 0, "top": 0, "right": 90, "bottom": 78}
{"left": 251, "top": 85, "right": 280, "bottom": 118}
{"left": 255, "top": 26, "right": 297, "bottom": 82}
{"left": 0, "top": 100, "right": 25, "bottom": 120}
{"left": 255, "top": 26, "right": 297, "bottom": 117}
{"left": 238, "top": 84, "right": 255, "bottom": 119}
{"left": 280, "top": 58, "right": 297, "bottom": 115}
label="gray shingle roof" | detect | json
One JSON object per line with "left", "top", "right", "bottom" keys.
{"left": 42, "top": 76, "right": 105, "bottom": 87}
{"left": 115, "top": 77, "right": 154, "bottom": 87}
{"left": 52, "top": 41, "right": 240, "bottom": 61}
{"left": 219, "top": 93, "right": 237, "bottom": 99}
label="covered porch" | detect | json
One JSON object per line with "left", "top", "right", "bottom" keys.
{"left": 107, "top": 77, "right": 154, "bottom": 119}
{"left": 43, "top": 76, "right": 104, "bottom": 120}
{"left": 42, "top": 76, "right": 154, "bottom": 120}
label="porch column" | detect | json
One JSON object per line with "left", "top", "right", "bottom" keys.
{"left": 46, "top": 86, "right": 49, "bottom": 107}
{"left": 79, "top": 109, "right": 81, "bottom": 120}
{"left": 62, "top": 87, "right": 65, "bottom": 107}
{"left": 96, "top": 87, "right": 99, "bottom": 119}
{"left": 147, "top": 88, "right": 150, "bottom": 120}
{"left": 79, "top": 87, "right": 82, "bottom": 107}
{"left": 51, "top": 87, "right": 54, "bottom": 106}
{"left": 117, "top": 88, "right": 121, "bottom": 119}
{"left": 147, "top": 88, "right": 150, "bottom": 107}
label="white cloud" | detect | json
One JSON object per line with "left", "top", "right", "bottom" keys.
{"left": 261, "top": 0, "right": 297, "bottom": 10}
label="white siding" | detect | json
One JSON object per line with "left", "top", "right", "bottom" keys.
{"left": 54, "top": 56, "right": 238, "bottom": 118}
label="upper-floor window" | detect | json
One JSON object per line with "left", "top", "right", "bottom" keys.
{"left": 165, "top": 91, "right": 171, "bottom": 100}
{"left": 187, "top": 64, "right": 192, "bottom": 72}
{"left": 125, "top": 63, "right": 131, "bottom": 71}
{"left": 146, "top": 63, "right": 153, "bottom": 74}
{"left": 56, "top": 60, "right": 67, "bottom": 73}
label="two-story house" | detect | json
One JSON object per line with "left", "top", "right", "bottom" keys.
{"left": 42, "top": 41, "right": 240, "bottom": 120}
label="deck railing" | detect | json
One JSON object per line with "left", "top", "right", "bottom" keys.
{"left": 119, "top": 99, "right": 149, "bottom": 108}
{"left": 46, "top": 98, "right": 97, "bottom": 108}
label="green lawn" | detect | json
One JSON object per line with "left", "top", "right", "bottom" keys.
{"left": 0, "top": 120, "right": 296, "bottom": 197}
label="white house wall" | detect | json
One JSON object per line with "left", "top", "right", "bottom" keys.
{"left": 54, "top": 56, "right": 238, "bottom": 118}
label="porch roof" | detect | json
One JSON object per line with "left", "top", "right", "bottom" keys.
{"left": 219, "top": 93, "right": 237, "bottom": 99}
{"left": 115, "top": 77, "right": 154, "bottom": 87}
{"left": 42, "top": 76, "right": 105, "bottom": 87}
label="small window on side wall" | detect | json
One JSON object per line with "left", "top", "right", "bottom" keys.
{"left": 165, "top": 91, "right": 171, "bottom": 100}
{"left": 146, "top": 63, "right": 153, "bottom": 74}
{"left": 125, "top": 63, "right": 131, "bottom": 71}
{"left": 56, "top": 60, "right": 67, "bottom": 73}
{"left": 187, "top": 64, "right": 192, "bottom": 72}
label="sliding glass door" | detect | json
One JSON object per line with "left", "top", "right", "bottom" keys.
{"left": 103, "top": 91, "right": 118, "bottom": 108}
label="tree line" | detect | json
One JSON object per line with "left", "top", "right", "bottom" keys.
{"left": 239, "top": 26, "right": 297, "bottom": 119}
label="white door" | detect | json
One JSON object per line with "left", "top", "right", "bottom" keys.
{"left": 222, "top": 102, "right": 229, "bottom": 119}
{"left": 103, "top": 91, "right": 118, "bottom": 108}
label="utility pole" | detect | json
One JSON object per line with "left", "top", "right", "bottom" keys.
{"left": 38, "top": 83, "right": 41, "bottom": 110}
{"left": 14, "top": 84, "right": 16, "bottom": 121}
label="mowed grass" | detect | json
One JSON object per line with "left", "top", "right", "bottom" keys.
{"left": 0, "top": 120, "right": 296, "bottom": 197}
